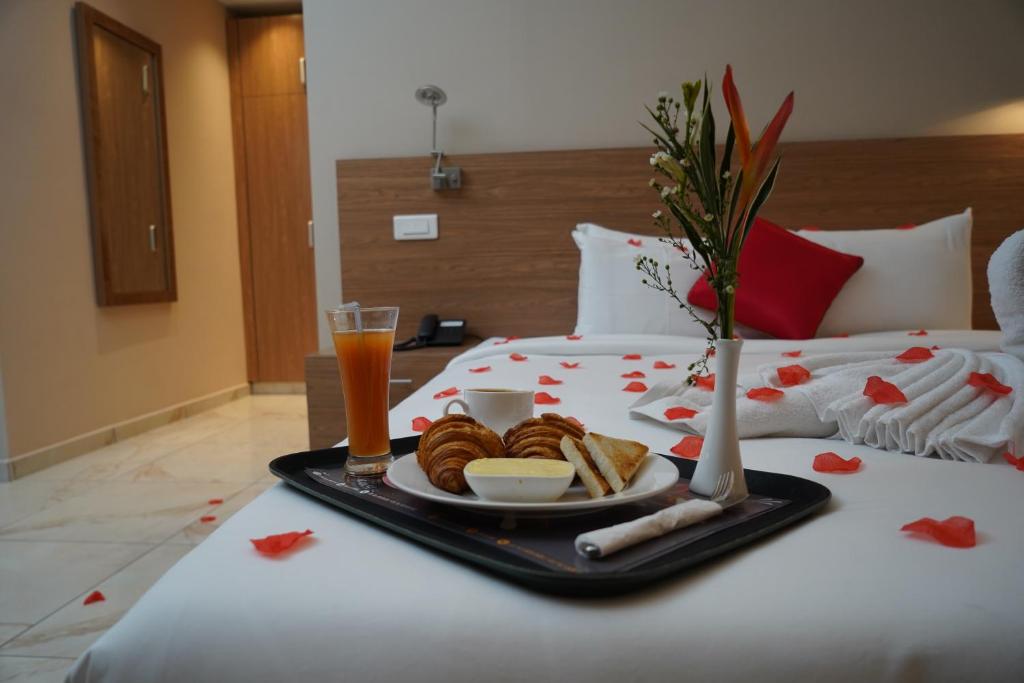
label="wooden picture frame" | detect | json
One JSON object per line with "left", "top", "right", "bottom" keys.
{"left": 75, "top": 2, "right": 177, "bottom": 305}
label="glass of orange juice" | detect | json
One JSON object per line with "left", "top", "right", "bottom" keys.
{"left": 325, "top": 304, "right": 399, "bottom": 475}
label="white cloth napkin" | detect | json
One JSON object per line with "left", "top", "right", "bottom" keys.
{"left": 575, "top": 499, "right": 722, "bottom": 558}
{"left": 630, "top": 349, "right": 1024, "bottom": 464}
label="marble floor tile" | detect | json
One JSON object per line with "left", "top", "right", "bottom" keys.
{"left": 0, "top": 656, "right": 74, "bottom": 682}
{"left": 22, "top": 411, "right": 243, "bottom": 483}
{"left": 0, "top": 481, "right": 247, "bottom": 543}
{"left": 0, "top": 628, "right": 29, "bottom": 649}
{"left": 210, "top": 395, "right": 308, "bottom": 421}
{"left": 0, "top": 542, "right": 150, "bottom": 623}
{"left": 163, "top": 480, "right": 277, "bottom": 546}
{"left": 123, "top": 439, "right": 284, "bottom": 484}
{"left": 1, "top": 545, "right": 192, "bottom": 659}
{"left": 0, "top": 480, "right": 94, "bottom": 529}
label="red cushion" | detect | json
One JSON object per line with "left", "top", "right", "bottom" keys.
{"left": 687, "top": 218, "right": 864, "bottom": 339}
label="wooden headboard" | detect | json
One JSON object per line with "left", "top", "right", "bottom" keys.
{"left": 338, "top": 134, "right": 1024, "bottom": 339}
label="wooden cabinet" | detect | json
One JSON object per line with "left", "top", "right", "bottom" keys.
{"left": 228, "top": 14, "right": 317, "bottom": 382}
{"left": 305, "top": 346, "right": 467, "bottom": 450}
{"left": 75, "top": 3, "right": 176, "bottom": 305}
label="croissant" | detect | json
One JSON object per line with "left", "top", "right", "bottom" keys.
{"left": 503, "top": 413, "right": 585, "bottom": 460}
{"left": 416, "top": 415, "right": 504, "bottom": 493}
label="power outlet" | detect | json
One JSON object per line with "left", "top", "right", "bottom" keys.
{"left": 393, "top": 214, "right": 438, "bottom": 241}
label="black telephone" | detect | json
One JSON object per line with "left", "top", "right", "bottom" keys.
{"left": 394, "top": 314, "right": 466, "bottom": 351}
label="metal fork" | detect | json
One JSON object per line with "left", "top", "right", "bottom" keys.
{"left": 578, "top": 471, "right": 743, "bottom": 560}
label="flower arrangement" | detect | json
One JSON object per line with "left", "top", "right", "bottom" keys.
{"left": 637, "top": 66, "right": 793, "bottom": 379}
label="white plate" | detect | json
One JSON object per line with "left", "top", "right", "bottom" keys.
{"left": 385, "top": 453, "right": 679, "bottom": 513}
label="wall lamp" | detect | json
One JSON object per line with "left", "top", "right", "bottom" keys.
{"left": 415, "top": 84, "right": 461, "bottom": 191}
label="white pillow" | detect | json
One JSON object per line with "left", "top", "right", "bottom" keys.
{"left": 573, "top": 224, "right": 767, "bottom": 338}
{"left": 798, "top": 209, "right": 973, "bottom": 335}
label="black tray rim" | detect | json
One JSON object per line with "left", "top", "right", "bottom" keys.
{"left": 269, "top": 435, "right": 831, "bottom": 597}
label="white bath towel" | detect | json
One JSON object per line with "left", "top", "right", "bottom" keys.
{"left": 988, "top": 228, "right": 1024, "bottom": 362}
{"left": 630, "top": 349, "right": 1024, "bottom": 463}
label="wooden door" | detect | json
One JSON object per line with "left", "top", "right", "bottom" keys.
{"left": 228, "top": 15, "right": 317, "bottom": 382}
{"left": 76, "top": 3, "right": 177, "bottom": 305}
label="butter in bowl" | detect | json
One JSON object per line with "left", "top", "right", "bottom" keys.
{"left": 464, "top": 458, "right": 575, "bottom": 503}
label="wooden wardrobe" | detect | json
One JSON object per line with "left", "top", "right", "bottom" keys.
{"left": 227, "top": 14, "right": 317, "bottom": 383}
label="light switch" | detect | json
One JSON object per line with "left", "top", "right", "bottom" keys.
{"left": 393, "top": 214, "right": 438, "bottom": 241}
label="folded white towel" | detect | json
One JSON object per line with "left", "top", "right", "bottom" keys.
{"left": 575, "top": 498, "right": 722, "bottom": 558}
{"left": 630, "top": 349, "right": 1024, "bottom": 463}
{"left": 989, "top": 229, "right": 1024, "bottom": 362}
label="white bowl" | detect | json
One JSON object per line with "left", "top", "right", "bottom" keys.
{"left": 463, "top": 459, "right": 575, "bottom": 503}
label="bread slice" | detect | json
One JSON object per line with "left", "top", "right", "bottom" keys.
{"left": 560, "top": 435, "right": 610, "bottom": 498}
{"left": 585, "top": 432, "right": 649, "bottom": 493}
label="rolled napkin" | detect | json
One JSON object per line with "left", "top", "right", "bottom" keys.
{"left": 988, "top": 228, "right": 1024, "bottom": 362}
{"left": 575, "top": 498, "right": 722, "bottom": 558}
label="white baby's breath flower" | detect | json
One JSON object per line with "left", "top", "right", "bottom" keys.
{"left": 652, "top": 210, "right": 663, "bottom": 219}
{"left": 648, "top": 178, "right": 657, "bottom": 187}
{"left": 660, "top": 186, "right": 672, "bottom": 199}
{"left": 722, "top": 170, "right": 731, "bottom": 179}
{"left": 681, "top": 158, "right": 691, "bottom": 167}
{"left": 725, "top": 285, "right": 735, "bottom": 294}
{"left": 703, "top": 213, "right": 714, "bottom": 222}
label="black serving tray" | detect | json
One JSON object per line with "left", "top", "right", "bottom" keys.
{"left": 270, "top": 436, "right": 830, "bottom": 596}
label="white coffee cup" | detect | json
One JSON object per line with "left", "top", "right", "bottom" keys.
{"left": 444, "top": 388, "right": 534, "bottom": 435}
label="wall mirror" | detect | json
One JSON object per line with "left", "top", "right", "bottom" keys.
{"left": 75, "top": 2, "right": 177, "bottom": 305}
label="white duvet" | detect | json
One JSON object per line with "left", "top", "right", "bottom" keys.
{"left": 69, "top": 331, "right": 1024, "bottom": 683}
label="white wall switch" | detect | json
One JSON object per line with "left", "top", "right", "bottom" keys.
{"left": 393, "top": 214, "right": 438, "bottom": 241}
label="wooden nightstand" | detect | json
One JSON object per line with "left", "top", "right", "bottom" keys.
{"left": 305, "top": 345, "right": 467, "bottom": 450}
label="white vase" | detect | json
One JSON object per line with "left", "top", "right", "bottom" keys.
{"left": 689, "top": 338, "right": 749, "bottom": 499}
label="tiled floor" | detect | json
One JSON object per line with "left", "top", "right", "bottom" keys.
{"left": 0, "top": 395, "right": 308, "bottom": 682}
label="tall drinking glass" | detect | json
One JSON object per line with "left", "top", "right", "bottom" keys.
{"left": 325, "top": 306, "right": 399, "bottom": 475}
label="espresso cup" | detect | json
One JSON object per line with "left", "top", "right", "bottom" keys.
{"left": 444, "top": 388, "right": 534, "bottom": 435}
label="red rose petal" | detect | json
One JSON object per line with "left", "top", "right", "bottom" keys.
{"left": 509, "top": 353, "right": 528, "bottom": 361}
{"left": 627, "top": 238, "right": 642, "bottom": 247}
{"left": 208, "top": 498, "right": 224, "bottom": 505}
{"left": 621, "top": 370, "right": 646, "bottom": 378}
{"left": 538, "top": 375, "right": 563, "bottom": 385}
{"left": 812, "top": 451, "right": 862, "bottom": 473}
{"left": 83, "top": 590, "right": 105, "bottom": 605}
{"left": 664, "top": 406, "right": 697, "bottom": 420}
{"left": 694, "top": 374, "right": 715, "bottom": 391}
{"left": 622, "top": 354, "right": 642, "bottom": 360}
{"left": 469, "top": 366, "right": 491, "bottom": 373}
{"left": 747, "top": 387, "right": 785, "bottom": 403}
{"left": 864, "top": 376, "right": 908, "bottom": 405}
{"left": 411, "top": 416, "right": 433, "bottom": 432}
{"left": 653, "top": 360, "right": 676, "bottom": 369}
{"left": 1003, "top": 452, "right": 1024, "bottom": 471}
{"left": 896, "top": 223, "right": 916, "bottom": 230}
{"left": 782, "top": 350, "right": 802, "bottom": 358}
{"left": 670, "top": 436, "right": 703, "bottom": 459}
{"left": 566, "top": 334, "right": 582, "bottom": 341}
{"left": 433, "top": 387, "right": 459, "bottom": 399}
{"left": 251, "top": 529, "right": 314, "bottom": 555}
{"left": 707, "top": 347, "right": 717, "bottom": 357}
{"left": 565, "top": 416, "right": 585, "bottom": 430}
{"left": 505, "top": 336, "right": 521, "bottom": 341}
{"left": 931, "top": 345, "right": 941, "bottom": 350}
{"left": 623, "top": 381, "right": 648, "bottom": 392}
{"left": 896, "top": 347, "right": 934, "bottom": 363}
{"left": 534, "top": 392, "right": 561, "bottom": 405}
{"left": 967, "top": 372, "right": 1012, "bottom": 396}
{"left": 200, "top": 515, "right": 217, "bottom": 523}
{"left": 560, "top": 361, "right": 581, "bottom": 369}
{"left": 900, "top": 516, "right": 976, "bottom": 548}
{"left": 777, "top": 364, "right": 811, "bottom": 387}
{"left": 908, "top": 329, "right": 928, "bottom": 336}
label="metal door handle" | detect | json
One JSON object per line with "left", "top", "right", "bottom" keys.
{"left": 148, "top": 224, "right": 157, "bottom": 252}
{"left": 389, "top": 379, "right": 413, "bottom": 385}
{"left": 299, "top": 57, "right": 306, "bottom": 86}
{"left": 307, "top": 219, "right": 314, "bottom": 248}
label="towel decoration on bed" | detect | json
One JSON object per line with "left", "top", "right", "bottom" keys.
{"left": 630, "top": 347, "right": 1023, "bottom": 464}
{"left": 988, "top": 228, "right": 1024, "bottom": 362}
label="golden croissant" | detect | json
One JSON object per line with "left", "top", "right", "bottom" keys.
{"left": 416, "top": 415, "right": 504, "bottom": 493}
{"left": 503, "top": 413, "right": 585, "bottom": 460}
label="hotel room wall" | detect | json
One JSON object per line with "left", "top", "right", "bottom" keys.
{"left": 304, "top": 0, "right": 1024, "bottom": 347}
{"left": 0, "top": 0, "right": 247, "bottom": 459}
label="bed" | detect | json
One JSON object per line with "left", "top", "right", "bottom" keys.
{"left": 69, "top": 136, "right": 1024, "bottom": 681}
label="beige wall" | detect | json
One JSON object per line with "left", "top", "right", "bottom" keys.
{"left": 0, "top": 0, "right": 247, "bottom": 457}
{"left": 304, "top": 0, "right": 1024, "bottom": 346}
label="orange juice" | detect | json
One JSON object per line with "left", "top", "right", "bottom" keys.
{"left": 332, "top": 328, "right": 395, "bottom": 456}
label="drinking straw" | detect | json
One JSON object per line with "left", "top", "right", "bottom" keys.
{"left": 343, "top": 301, "right": 363, "bottom": 332}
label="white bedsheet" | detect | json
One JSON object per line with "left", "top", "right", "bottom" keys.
{"left": 69, "top": 332, "right": 1024, "bottom": 683}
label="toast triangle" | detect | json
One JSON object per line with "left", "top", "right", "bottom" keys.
{"left": 584, "top": 432, "right": 649, "bottom": 493}
{"left": 560, "top": 435, "right": 611, "bottom": 498}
